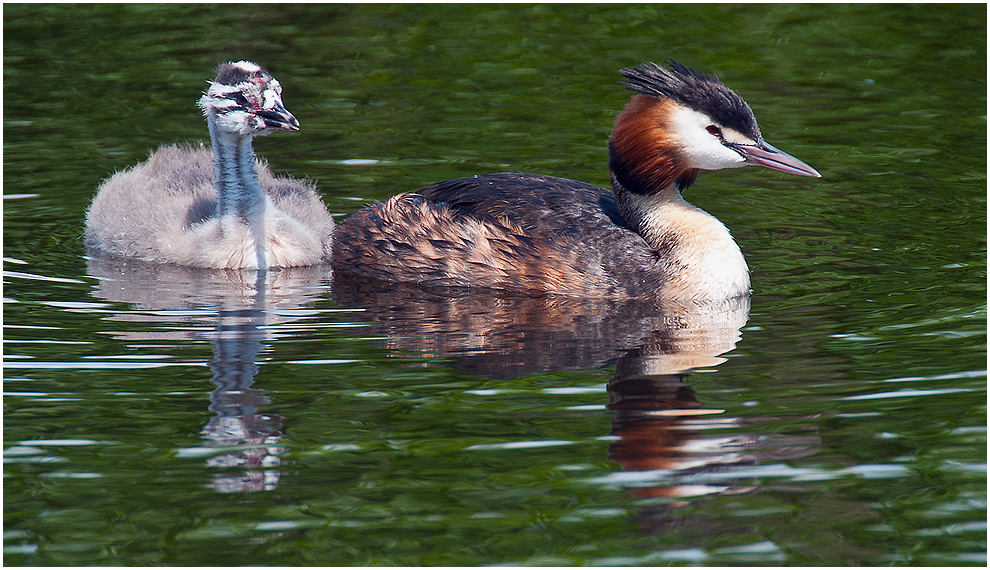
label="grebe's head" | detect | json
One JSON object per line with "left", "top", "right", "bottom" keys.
{"left": 198, "top": 60, "right": 299, "bottom": 137}
{"left": 609, "top": 60, "right": 820, "bottom": 194}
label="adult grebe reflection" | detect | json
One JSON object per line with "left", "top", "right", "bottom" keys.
{"left": 606, "top": 345, "right": 821, "bottom": 532}
{"left": 332, "top": 273, "right": 750, "bottom": 376}
{"left": 87, "top": 254, "right": 333, "bottom": 493}
{"left": 331, "top": 274, "right": 753, "bottom": 378}
{"left": 333, "top": 276, "right": 821, "bottom": 528}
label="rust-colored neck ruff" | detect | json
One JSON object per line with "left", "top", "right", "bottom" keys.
{"left": 608, "top": 96, "right": 697, "bottom": 196}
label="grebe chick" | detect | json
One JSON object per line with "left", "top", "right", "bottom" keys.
{"left": 86, "top": 61, "right": 333, "bottom": 269}
{"left": 333, "top": 60, "right": 820, "bottom": 300}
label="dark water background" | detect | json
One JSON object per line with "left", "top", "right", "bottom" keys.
{"left": 4, "top": 4, "right": 986, "bottom": 566}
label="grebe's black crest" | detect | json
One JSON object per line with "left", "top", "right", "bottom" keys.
{"left": 619, "top": 60, "right": 761, "bottom": 140}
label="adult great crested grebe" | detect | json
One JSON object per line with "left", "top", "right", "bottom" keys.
{"left": 86, "top": 61, "right": 333, "bottom": 270}
{"left": 332, "top": 60, "right": 820, "bottom": 300}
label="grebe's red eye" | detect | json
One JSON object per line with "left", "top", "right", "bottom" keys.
{"left": 706, "top": 125, "right": 722, "bottom": 136}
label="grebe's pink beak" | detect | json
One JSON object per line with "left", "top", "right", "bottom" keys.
{"left": 734, "top": 141, "right": 821, "bottom": 177}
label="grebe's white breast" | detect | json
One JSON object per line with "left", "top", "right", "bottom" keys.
{"left": 623, "top": 187, "right": 750, "bottom": 300}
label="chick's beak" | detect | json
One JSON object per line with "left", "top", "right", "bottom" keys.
{"left": 255, "top": 102, "right": 299, "bottom": 132}
{"left": 734, "top": 141, "right": 821, "bottom": 178}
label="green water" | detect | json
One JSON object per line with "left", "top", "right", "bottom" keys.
{"left": 4, "top": 4, "right": 986, "bottom": 566}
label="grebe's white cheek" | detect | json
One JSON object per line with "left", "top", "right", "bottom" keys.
{"left": 670, "top": 106, "right": 749, "bottom": 171}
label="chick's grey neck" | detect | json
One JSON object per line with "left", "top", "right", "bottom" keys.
{"left": 205, "top": 110, "right": 267, "bottom": 220}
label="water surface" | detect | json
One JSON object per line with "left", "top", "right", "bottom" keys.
{"left": 4, "top": 4, "right": 986, "bottom": 566}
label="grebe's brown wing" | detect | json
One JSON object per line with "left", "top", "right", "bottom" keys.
{"left": 416, "top": 172, "right": 629, "bottom": 233}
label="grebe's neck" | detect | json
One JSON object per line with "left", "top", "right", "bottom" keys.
{"left": 205, "top": 109, "right": 270, "bottom": 269}
{"left": 609, "top": 174, "right": 685, "bottom": 250}
{"left": 206, "top": 110, "right": 267, "bottom": 220}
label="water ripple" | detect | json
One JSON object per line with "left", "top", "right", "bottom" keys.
{"left": 842, "top": 387, "right": 975, "bottom": 400}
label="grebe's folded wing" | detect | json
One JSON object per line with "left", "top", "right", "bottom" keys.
{"left": 416, "top": 172, "right": 616, "bottom": 230}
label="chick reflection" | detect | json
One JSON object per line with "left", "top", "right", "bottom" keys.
{"left": 87, "top": 255, "right": 331, "bottom": 493}
{"left": 202, "top": 301, "right": 282, "bottom": 494}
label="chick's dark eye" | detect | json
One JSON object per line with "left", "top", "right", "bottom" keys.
{"left": 232, "top": 93, "right": 250, "bottom": 106}
{"left": 706, "top": 125, "right": 722, "bottom": 136}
